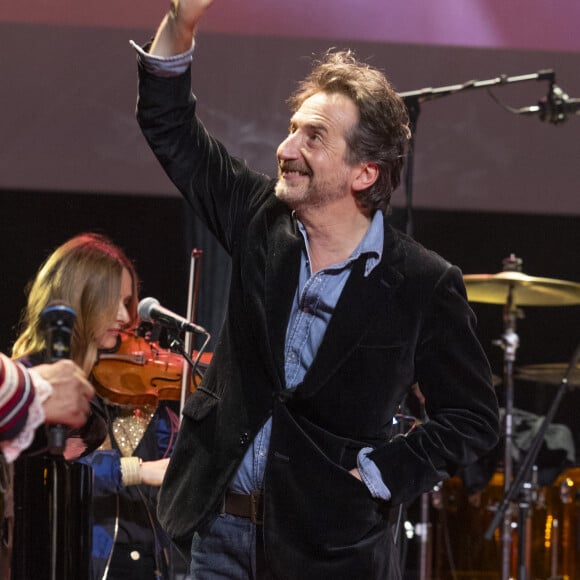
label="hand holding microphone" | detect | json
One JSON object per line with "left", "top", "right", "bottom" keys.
{"left": 34, "top": 360, "right": 94, "bottom": 429}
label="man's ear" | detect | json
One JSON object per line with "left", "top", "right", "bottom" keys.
{"left": 352, "top": 162, "right": 379, "bottom": 192}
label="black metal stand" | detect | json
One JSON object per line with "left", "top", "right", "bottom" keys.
{"left": 398, "top": 69, "right": 554, "bottom": 237}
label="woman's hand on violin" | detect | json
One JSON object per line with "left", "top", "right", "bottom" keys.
{"left": 140, "top": 457, "right": 170, "bottom": 486}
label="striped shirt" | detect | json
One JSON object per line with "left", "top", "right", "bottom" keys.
{"left": 0, "top": 353, "right": 35, "bottom": 442}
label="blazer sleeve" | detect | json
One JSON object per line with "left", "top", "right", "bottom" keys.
{"left": 136, "top": 63, "right": 274, "bottom": 256}
{"left": 369, "top": 265, "right": 500, "bottom": 505}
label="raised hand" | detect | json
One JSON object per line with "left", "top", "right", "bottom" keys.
{"left": 150, "top": 0, "right": 217, "bottom": 57}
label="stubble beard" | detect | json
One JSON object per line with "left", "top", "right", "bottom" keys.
{"left": 275, "top": 170, "right": 350, "bottom": 212}
{"left": 274, "top": 177, "right": 308, "bottom": 209}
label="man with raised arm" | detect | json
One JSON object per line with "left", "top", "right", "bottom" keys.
{"left": 133, "top": 2, "right": 499, "bottom": 578}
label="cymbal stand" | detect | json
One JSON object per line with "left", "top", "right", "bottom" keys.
{"left": 515, "top": 466, "right": 538, "bottom": 580}
{"left": 417, "top": 491, "right": 432, "bottom": 580}
{"left": 494, "top": 283, "right": 520, "bottom": 580}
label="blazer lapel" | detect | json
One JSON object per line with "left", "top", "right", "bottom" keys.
{"left": 299, "top": 224, "right": 405, "bottom": 397}
{"left": 264, "top": 212, "right": 303, "bottom": 388}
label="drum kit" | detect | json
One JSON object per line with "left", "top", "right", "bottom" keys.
{"left": 422, "top": 254, "right": 580, "bottom": 580}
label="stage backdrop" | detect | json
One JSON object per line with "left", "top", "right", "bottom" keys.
{"left": 1, "top": 0, "right": 579, "bottom": 216}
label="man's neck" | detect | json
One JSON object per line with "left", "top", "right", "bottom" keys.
{"left": 297, "top": 204, "right": 372, "bottom": 273}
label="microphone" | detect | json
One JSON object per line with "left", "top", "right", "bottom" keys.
{"left": 40, "top": 301, "right": 77, "bottom": 455}
{"left": 515, "top": 84, "right": 580, "bottom": 124}
{"left": 138, "top": 297, "right": 207, "bottom": 334}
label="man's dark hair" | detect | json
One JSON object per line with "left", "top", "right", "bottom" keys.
{"left": 288, "top": 49, "right": 410, "bottom": 214}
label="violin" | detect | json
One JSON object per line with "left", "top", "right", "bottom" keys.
{"left": 92, "top": 331, "right": 212, "bottom": 406}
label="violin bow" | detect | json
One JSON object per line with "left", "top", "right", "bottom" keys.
{"left": 180, "top": 249, "right": 203, "bottom": 417}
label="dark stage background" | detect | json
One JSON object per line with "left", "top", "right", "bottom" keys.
{"left": 2, "top": 191, "right": 579, "bottom": 445}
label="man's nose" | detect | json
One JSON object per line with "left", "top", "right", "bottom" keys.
{"left": 277, "top": 132, "right": 300, "bottom": 160}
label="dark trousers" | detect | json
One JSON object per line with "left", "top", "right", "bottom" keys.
{"left": 190, "top": 514, "right": 275, "bottom": 579}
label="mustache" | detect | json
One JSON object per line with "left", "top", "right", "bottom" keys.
{"left": 279, "top": 160, "right": 312, "bottom": 176}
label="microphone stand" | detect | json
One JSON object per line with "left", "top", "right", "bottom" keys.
{"left": 398, "top": 69, "right": 555, "bottom": 237}
{"left": 42, "top": 304, "right": 76, "bottom": 580}
{"left": 401, "top": 98, "right": 420, "bottom": 238}
{"left": 13, "top": 303, "right": 92, "bottom": 579}
{"left": 484, "top": 341, "right": 580, "bottom": 580}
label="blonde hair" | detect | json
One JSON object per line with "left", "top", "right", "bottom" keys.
{"left": 12, "top": 233, "right": 139, "bottom": 374}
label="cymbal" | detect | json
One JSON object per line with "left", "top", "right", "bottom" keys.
{"left": 463, "top": 271, "right": 580, "bottom": 306}
{"left": 515, "top": 363, "right": 580, "bottom": 386}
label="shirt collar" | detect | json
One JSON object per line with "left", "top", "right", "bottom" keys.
{"left": 296, "top": 211, "right": 384, "bottom": 277}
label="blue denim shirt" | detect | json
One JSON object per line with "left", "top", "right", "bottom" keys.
{"left": 229, "top": 212, "right": 390, "bottom": 500}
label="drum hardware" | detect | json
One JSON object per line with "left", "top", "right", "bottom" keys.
{"left": 434, "top": 468, "right": 580, "bottom": 579}
{"left": 463, "top": 255, "right": 580, "bottom": 580}
{"left": 483, "top": 339, "right": 580, "bottom": 580}
{"left": 462, "top": 268, "right": 580, "bottom": 307}
{"left": 515, "top": 363, "right": 580, "bottom": 387}
{"left": 515, "top": 466, "right": 540, "bottom": 579}
{"left": 465, "top": 254, "right": 524, "bottom": 580}
{"left": 416, "top": 492, "right": 433, "bottom": 580}
{"left": 393, "top": 391, "right": 433, "bottom": 580}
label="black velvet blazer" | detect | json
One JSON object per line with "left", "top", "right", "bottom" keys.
{"left": 137, "top": 63, "right": 499, "bottom": 580}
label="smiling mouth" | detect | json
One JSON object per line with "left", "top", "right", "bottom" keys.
{"left": 282, "top": 170, "right": 308, "bottom": 180}
{"left": 280, "top": 165, "right": 311, "bottom": 179}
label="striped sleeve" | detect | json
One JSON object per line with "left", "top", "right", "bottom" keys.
{"left": 0, "top": 353, "right": 36, "bottom": 441}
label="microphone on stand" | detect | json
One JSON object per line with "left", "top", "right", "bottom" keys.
{"left": 40, "top": 302, "right": 77, "bottom": 455}
{"left": 514, "top": 83, "right": 580, "bottom": 124}
{"left": 138, "top": 297, "right": 207, "bottom": 334}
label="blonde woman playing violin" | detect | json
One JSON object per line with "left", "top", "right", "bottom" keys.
{"left": 12, "top": 233, "right": 185, "bottom": 580}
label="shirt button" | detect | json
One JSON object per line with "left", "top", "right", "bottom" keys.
{"left": 130, "top": 551, "right": 141, "bottom": 561}
{"left": 239, "top": 432, "right": 249, "bottom": 446}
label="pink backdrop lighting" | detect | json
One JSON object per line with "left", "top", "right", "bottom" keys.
{"left": 2, "top": 0, "right": 580, "bottom": 53}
